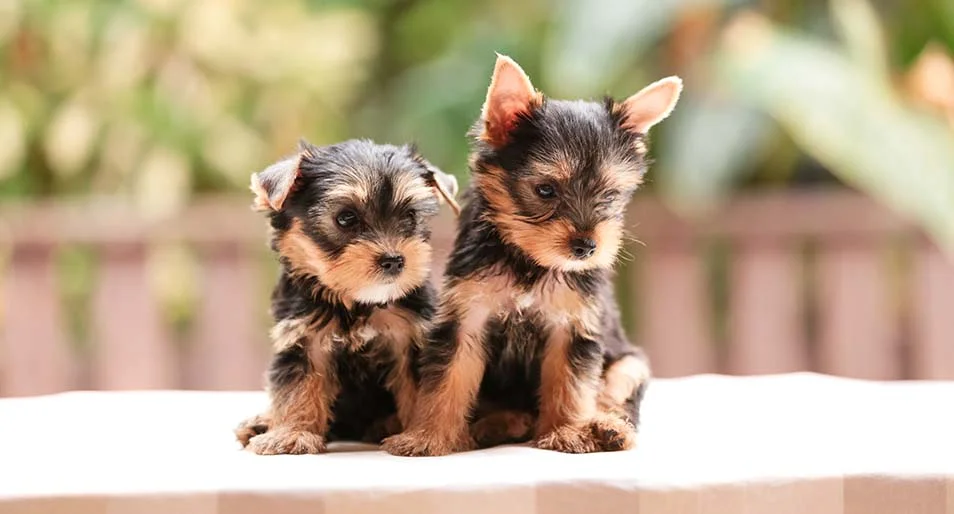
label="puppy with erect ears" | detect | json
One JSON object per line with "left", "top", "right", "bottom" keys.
{"left": 235, "top": 138, "right": 458, "bottom": 454}
{"left": 383, "top": 55, "right": 679, "bottom": 456}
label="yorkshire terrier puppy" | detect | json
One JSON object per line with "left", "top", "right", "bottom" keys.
{"left": 235, "top": 139, "right": 458, "bottom": 454}
{"left": 382, "top": 55, "right": 681, "bottom": 456}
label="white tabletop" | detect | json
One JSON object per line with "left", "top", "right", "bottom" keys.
{"left": 2, "top": 373, "right": 952, "bottom": 514}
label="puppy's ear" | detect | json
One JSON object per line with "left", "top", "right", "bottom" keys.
{"left": 480, "top": 54, "right": 541, "bottom": 148}
{"left": 409, "top": 146, "right": 460, "bottom": 216}
{"left": 618, "top": 76, "right": 683, "bottom": 134}
{"left": 430, "top": 167, "right": 460, "bottom": 216}
{"left": 250, "top": 155, "right": 302, "bottom": 211}
{"left": 250, "top": 139, "right": 321, "bottom": 211}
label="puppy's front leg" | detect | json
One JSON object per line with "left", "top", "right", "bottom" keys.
{"left": 382, "top": 296, "right": 491, "bottom": 456}
{"left": 247, "top": 338, "right": 339, "bottom": 455}
{"left": 363, "top": 350, "right": 417, "bottom": 443}
{"left": 388, "top": 339, "right": 419, "bottom": 431}
{"left": 534, "top": 326, "right": 602, "bottom": 453}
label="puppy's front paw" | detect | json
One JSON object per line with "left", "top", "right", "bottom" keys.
{"left": 534, "top": 424, "right": 601, "bottom": 454}
{"left": 247, "top": 428, "right": 326, "bottom": 455}
{"left": 589, "top": 414, "right": 637, "bottom": 451}
{"left": 382, "top": 429, "right": 474, "bottom": 457}
{"left": 234, "top": 414, "right": 271, "bottom": 447}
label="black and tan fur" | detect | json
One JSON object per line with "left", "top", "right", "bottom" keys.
{"left": 235, "top": 139, "right": 458, "bottom": 454}
{"left": 382, "top": 55, "right": 680, "bottom": 456}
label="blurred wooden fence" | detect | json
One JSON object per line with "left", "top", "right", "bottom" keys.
{"left": 1, "top": 190, "right": 953, "bottom": 397}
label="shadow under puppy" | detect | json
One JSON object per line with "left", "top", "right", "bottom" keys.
{"left": 235, "top": 139, "right": 458, "bottom": 454}
{"left": 383, "top": 55, "right": 681, "bottom": 456}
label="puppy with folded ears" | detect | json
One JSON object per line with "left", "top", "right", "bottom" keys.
{"left": 382, "top": 55, "right": 680, "bottom": 456}
{"left": 235, "top": 139, "right": 459, "bottom": 454}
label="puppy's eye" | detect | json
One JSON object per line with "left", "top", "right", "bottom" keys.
{"left": 335, "top": 210, "right": 358, "bottom": 228}
{"left": 535, "top": 183, "right": 557, "bottom": 199}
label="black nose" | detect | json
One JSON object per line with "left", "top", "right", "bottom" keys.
{"left": 378, "top": 254, "right": 405, "bottom": 276}
{"left": 570, "top": 238, "right": 597, "bottom": 259}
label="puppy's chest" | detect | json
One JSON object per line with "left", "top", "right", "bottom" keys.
{"left": 483, "top": 276, "right": 597, "bottom": 329}
{"left": 331, "top": 307, "right": 418, "bottom": 353}
{"left": 271, "top": 306, "right": 418, "bottom": 357}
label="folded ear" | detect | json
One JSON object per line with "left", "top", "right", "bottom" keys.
{"left": 409, "top": 147, "right": 460, "bottom": 216}
{"left": 480, "top": 54, "right": 541, "bottom": 148}
{"left": 430, "top": 166, "right": 460, "bottom": 216}
{"left": 619, "top": 76, "right": 683, "bottom": 134}
{"left": 250, "top": 155, "right": 302, "bottom": 211}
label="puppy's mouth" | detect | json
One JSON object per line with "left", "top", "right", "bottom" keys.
{"left": 353, "top": 281, "right": 406, "bottom": 304}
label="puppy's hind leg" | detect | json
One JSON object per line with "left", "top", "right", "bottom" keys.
{"left": 593, "top": 349, "right": 651, "bottom": 450}
{"left": 470, "top": 409, "right": 534, "bottom": 448}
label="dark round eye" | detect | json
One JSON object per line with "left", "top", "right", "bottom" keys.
{"left": 335, "top": 210, "right": 358, "bottom": 228}
{"left": 535, "top": 183, "right": 557, "bottom": 199}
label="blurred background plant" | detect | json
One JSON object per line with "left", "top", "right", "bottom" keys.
{"left": 2, "top": 0, "right": 952, "bottom": 225}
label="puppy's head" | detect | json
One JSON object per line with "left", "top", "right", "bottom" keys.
{"left": 471, "top": 55, "right": 681, "bottom": 272}
{"left": 251, "top": 139, "right": 459, "bottom": 304}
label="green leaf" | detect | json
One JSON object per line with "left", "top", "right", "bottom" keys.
{"left": 656, "top": 91, "right": 774, "bottom": 211}
{"left": 543, "top": 0, "right": 750, "bottom": 97}
{"left": 715, "top": 14, "right": 954, "bottom": 254}
{"left": 830, "top": 0, "right": 889, "bottom": 82}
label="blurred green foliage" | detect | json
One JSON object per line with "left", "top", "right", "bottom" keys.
{"left": 1, "top": 0, "right": 952, "bottom": 247}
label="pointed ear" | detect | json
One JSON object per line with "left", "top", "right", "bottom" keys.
{"left": 250, "top": 155, "right": 302, "bottom": 212}
{"left": 619, "top": 76, "right": 683, "bottom": 134}
{"left": 481, "top": 54, "right": 541, "bottom": 148}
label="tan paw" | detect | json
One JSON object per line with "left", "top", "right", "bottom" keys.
{"left": 470, "top": 410, "right": 534, "bottom": 448}
{"left": 381, "top": 429, "right": 474, "bottom": 457}
{"left": 234, "top": 413, "right": 271, "bottom": 447}
{"left": 247, "top": 428, "right": 326, "bottom": 455}
{"left": 534, "top": 424, "right": 601, "bottom": 454}
{"left": 589, "top": 414, "right": 637, "bottom": 451}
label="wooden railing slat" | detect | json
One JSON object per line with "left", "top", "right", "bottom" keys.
{"left": 638, "top": 242, "right": 716, "bottom": 377}
{"left": 817, "top": 243, "right": 900, "bottom": 379}
{"left": 92, "top": 243, "right": 176, "bottom": 390}
{"left": 1, "top": 245, "right": 75, "bottom": 395}
{"left": 728, "top": 243, "right": 807, "bottom": 374}
{"left": 911, "top": 245, "right": 954, "bottom": 379}
{"left": 188, "top": 244, "right": 264, "bottom": 390}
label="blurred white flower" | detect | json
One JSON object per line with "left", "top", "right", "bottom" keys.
{"left": 96, "top": 14, "right": 152, "bottom": 93}
{"left": 44, "top": 97, "right": 100, "bottom": 178}
{"left": 202, "top": 117, "right": 266, "bottom": 186}
{"left": 0, "top": 101, "right": 25, "bottom": 180}
{"left": 134, "top": 146, "right": 192, "bottom": 219}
